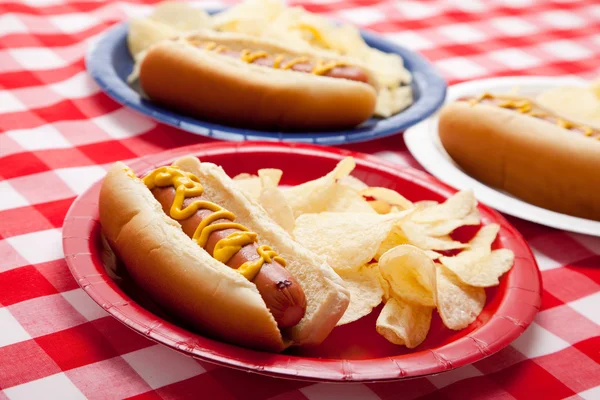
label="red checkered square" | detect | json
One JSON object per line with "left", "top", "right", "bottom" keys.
{"left": 35, "top": 148, "right": 95, "bottom": 171}
{"left": 35, "top": 259, "right": 79, "bottom": 293}
{"left": 154, "top": 373, "right": 236, "bottom": 400}
{"left": 0, "top": 340, "right": 61, "bottom": 389}
{"left": 209, "top": 368, "right": 310, "bottom": 399}
{"left": 0, "top": 206, "right": 53, "bottom": 239}
{"left": 0, "top": 152, "right": 50, "bottom": 180}
{"left": 535, "top": 304, "right": 600, "bottom": 345}
{"left": 533, "top": 347, "right": 600, "bottom": 394}
{"left": 541, "top": 267, "right": 600, "bottom": 304}
{"left": 79, "top": 140, "right": 139, "bottom": 165}
{"left": 422, "top": 376, "right": 512, "bottom": 400}
{"left": 366, "top": 377, "right": 437, "bottom": 400}
{"left": 488, "top": 359, "right": 576, "bottom": 400}
{"left": 66, "top": 357, "right": 152, "bottom": 399}
{"left": 33, "top": 98, "right": 89, "bottom": 124}
{"left": 125, "top": 392, "right": 163, "bottom": 400}
{"left": 91, "top": 317, "right": 155, "bottom": 355}
{"left": 565, "top": 255, "right": 600, "bottom": 286}
{"left": 573, "top": 336, "right": 600, "bottom": 366}
{"left": 35, "top": 323, "right": 118, "bottom": 371}
{"left": 268, "top": 391, "right": 310, "bottom": 400}
{"left": 0, "top": 266, "right": 58, "bottom": 306}
{"left": 8, "top": 293, "right": 87, "bottom": 338}
{"left": 33, "top": 198, "right": 75, "bottom": 229}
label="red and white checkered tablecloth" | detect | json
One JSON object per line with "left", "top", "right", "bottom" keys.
{"left": 1, "top": 0, "right": 599, "bottom": 398}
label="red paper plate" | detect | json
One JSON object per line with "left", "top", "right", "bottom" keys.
{"left": 62, "top": 142, "right": 541, "bottom": 382}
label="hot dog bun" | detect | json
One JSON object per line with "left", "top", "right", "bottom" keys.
{"left": 99, "top": 157, "right": 350, "bottom": 352}
{"left": 139, "top": 31, "right": 378, "bottom": 130}
{"left": 438, "top": 98, "right": 600, "bottom": 221}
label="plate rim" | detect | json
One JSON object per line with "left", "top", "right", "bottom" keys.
{"left": 404, "top": 75, "right": 600, "bottom": 237}
{"left": 62, "top": 141, "right": 540, "bottom": 382}
{"left": 85, "top": 14, "right": 447, "bottom": 145}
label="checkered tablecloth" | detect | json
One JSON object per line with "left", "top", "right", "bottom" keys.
{"left": 1, "top": 0, "right": 599, "bottom": 398}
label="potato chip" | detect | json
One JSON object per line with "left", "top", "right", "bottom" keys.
{"left": 425, "top": 250, "right": 443, "bottom": 260}
{"left": 336, "top": 264, "right": 384, "bottom": 326}
{"left": 442, "top": 249, "right": 514, "bottom": 287}
{"left": 436, "top": 265, "right": 485, "bottom": 330}
{"left": 283, "top": 157, "right": 355, "bottom": 217}
{"left": 411, "top": 190, "right": 476, "bottom": 223}
{"left": 294, "top": 211, "right": 410, "bottom": 272}
{"left": 359, "top": 187, "right": 414, "bottom": 211}
{"left": 421, "top": 208, "right": 481, "bottom": 237}
{"left": 149, "top": 2, "right": 211, "bottom": 32}
{"left": 376, "top": 298, "right": 432, "bottom": 348}
{"left": 401, "top": 221, "right": 468, "bottom": 251}
{"left": 326, "top": 185, "right": 375, "bottom": 213}
{"left": 378, "top": 245, "right": 437, "bottom": 307}
{"left": 374, "top": 225, "right": 409, "bottom": 260}
{"left": 368, "top": 199, "right": 392, "bottom": 214}
{"left": 257, "top": 168, "right": 283, "bottom": 187}
{"left": 258, "top": 175, "right": 295, "bottom": 234}
{"left": 470, "top": 223, "right": 500, "bottom": 250}
{"left": 232, "top": 175, "right": 261, "bottom": 200}
{"left": 414, "top": 200, "right": 438, "bottom": 208}
{"left": 127, "top": 18, "right": 178, "bottom": 58}
{"left": 338, "top": 175, "right": 369, "bottom": 192}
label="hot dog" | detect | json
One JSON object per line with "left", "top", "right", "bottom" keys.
{"left": 138, "top": 30, "right": 378, "bottom": 130}
{"left": 149, "top": 185, "right": 306, "bottom": 328}
{"left": 99, "top": 156, "right": 350, "bottom": 352}
{"left": 438, "top": 93, "right": 600, "bottom": 221}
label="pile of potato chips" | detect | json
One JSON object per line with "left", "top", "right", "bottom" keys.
{"left": 126, "top": 0, "right": 413, "bottom": 117}
{"left": 233, "top": 157, "right": 514, "bottom": 348}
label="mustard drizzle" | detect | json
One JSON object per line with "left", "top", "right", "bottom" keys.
{"left": 142, "top": 166, "right": 286, "bottom": 280}
{"left": 192, "top": 40, "right": 346, "bottom": 76}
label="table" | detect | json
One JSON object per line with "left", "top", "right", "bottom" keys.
{"left": 1, "top": 0, "right": 599, "bottom": 399}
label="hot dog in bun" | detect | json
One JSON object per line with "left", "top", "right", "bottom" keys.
{"left": 138, "top": 31, "right": 378, "bottom": 130}
{"left": 438, "top": 93, "right": 600, "bottom": 221}
{"left": 99, "top": 156, "right": 350, "bottom": 352}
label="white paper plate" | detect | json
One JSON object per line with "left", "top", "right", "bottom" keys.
{"left": 405, "top": 76, "right": 600, "bottom": 237}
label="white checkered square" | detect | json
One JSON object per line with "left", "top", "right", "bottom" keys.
{"left": 122, "top": 345, "right": 206, "bottom": 389}
{"left": 579, "top": 385, "right": 600, "bottom": 400}
{"left": 301, "top": 383, "right": 379, "bottom": 400}
{"left": 539, "top": 10, "right": 586, "bottom": 29}
{"left": 4, "top": 373, "right": 85, "bottom": 400}
{"left": 488, "top": 48, "right": 541, "bottom": 69}
{"left": 394, "top": 1, "right": 441, "bottom": 19}
{"left": 50, "top": 72, "right": 100, "bottom": 98}
{"left": 338, "top": 7, "right": 386, "bottom": 26}
{"left": 8, "top": 48, "right": 66, "bottom": 70}
{"left": 490, "top": 16, "right": 538, "bottom": 36}
{"left": 92, "top": 108, "right": 156, "bottom": 139}
{"left": 6, "top": 229, "right": 63, "bottom": 266}
{"left": 541, "top": 40, "right": 594, "bottom": 61}
{"left": 511, "top": 322, "right": 571, "bottom": 358}
{"left": 435, "top": 56, "right": 487, "bottom": 79}
{"left": 0, "top": 181, "right": 29, "bottom": 212}
{"left": 62, "top": 289, "right": 109, "bottom": 322}
{"left": 0, "top": 91, "right": 28, "bottom": 113}
{"left": 55, "top": 166, "right": 106, "bottom": 195}
{"left": 0, "top": 308, "right": 32, "bottom": 347}
{"left": 7, "top": 124, "right": 71, "bottom": 151}
{"left": 438, "top": 23, "right": 486, "bottom": 43}
{"left": 532, "top": 248, "right": 564, "bottom": 271}
{"left": 384, "top": 32, "right": 434, "bottom": 50}
{"left": 0, "top": 15, "right": 29, "bottom": 36}
{"left": 568, "top": 292, "right": 600, "bottom": 326}
{"left": 49, "top": 13, "right": 100, "bottom": 33}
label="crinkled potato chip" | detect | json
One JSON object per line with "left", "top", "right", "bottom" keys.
{"left": 376, "top": 298, "right": 432, "bottom": 348}
{"left": 336, "top": 264, "right": 384, "bottom": 326}
{"left": 401, "top": 221, "right": 468, "bottom": 251}
{"left": 411, "top": 190, "right": 476, "bottom": 223}
{"left": 422, "top": 208, "right": 481, "bottom": 237}
{"left": 359, "top": 187, "right": 414, "bottom": 211}
{"left": 294, "top": 211, "right": 409, "bottom": 272}
{"left": 378, "top": 245, "right": 437, "bottom": 307}
{"left": 327, "top": 184, "right": 375, "bottom": 213}
{"left": 436, "top": 265, "right": 485, "bottom": 330}
{"left": 442, "top": 249, "right": 514, "bottom": 287}
{"left": 283, "top": 157, "right": 355, "bottom": 217}
{"left": 149, "top": 1, "right": 211, "bottom": 32}
{"left": 258, "top": 175, "right": 295, "bottom": 234}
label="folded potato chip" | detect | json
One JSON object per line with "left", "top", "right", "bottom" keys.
{"left": 283, "top": 157, "right": 355, "bottom": 217}
{"left": 359, "top": 187, "right": 414, "bottom": 211}
{"left": 336, "top": 264, "right": 384, "bottom": 326}
{"left": 375, "top": 225, "right": 409, "bottom": 259}
{"left": 411, "top": 190, "right": 477, "bottom": 223}
{"left": 376, "top": 298, "right": 432, "bottom": 348}
{"left": 378, "top": 245, "right": 437, "bottom": 307}
{"left": 421, "top": 208, "right": 481, "bottom": 237}
{"left": 401, "top": 221, "right": 468, "bottom": 251}
{"left": 436, "top": 265, "right": 486, "bottom": 330}
{"left": 294, "top": 211, "right": 410, "bottom": 272}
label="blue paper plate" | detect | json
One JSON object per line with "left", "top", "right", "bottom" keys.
{"left": 86, "top": 13, "right": 447, "bottom": 145}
